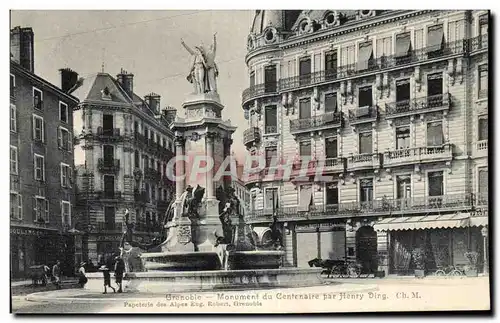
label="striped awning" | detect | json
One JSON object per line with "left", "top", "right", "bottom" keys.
{"left": 470, "top": 216, "right": 488, "bottom": 227}
{"left": 373, "top": 213, "right": 471, "bottom": 232}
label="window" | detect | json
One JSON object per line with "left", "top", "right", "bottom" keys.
{"left": 10, "top": 146, "right": 18, "bottom": 175}
{"left": 299, "top": 98, "right": 311, "bottom": 119}
{"left": 325, "top": 51, "right": 338, "bottom": 80}
{"left": 34, "top": 197, "right": 49, "bottom": 223}
{"left": 264, "top": 65, "right": 277, "bottom": 92}
{"left": 59, "top": 102, "right": 68, "bottom": 123}
{"left": 478, "top": 116, "right": 488, "bottom": 141}
{"left": 297, "top": 184, "right": 313, "bottom": 212}
{"left": 325, "top": 182, "right": 339, "bottom": 205}
{"left": 104, "top": 206, "right": 115, "bottom": 230}
{"left": 264, "top": 105, "right": 277, "bottom": 134}
{"left": 325, "top": 137, "right": 338, "bottom": 158}
{"left": 428, "top": 171, "right": 444, "bottom": 197}
{"left": 299, "top": 140, "right": 311, "bottom": 159}
{"left": 152, "top": 185, "right": 156, "bottom": 201}
{"left": 104, "top": 175, "right": 115, "bottom": 198}
{"left": 358, "top": 41, "right": 374, "bottom": 71}
{"left": 10, "top": 74, "right": 15, "bottom": 95}
{"left": 427, "top": 122, "right": 443, "bottom": 146}
{"left": 360, "top": 178, "right": 374, "bottom": 203}
{"left": 299, "top": 57, "right": 311, "bottom": 86}
{"left": 427, "top": 73, "right": 443, "bottom": 100}
{"left": 396, "top": 175, "right": 411, "bottom": 199}
{"left": 479, "top": 14, "right": 488, "bottom": 36}
{"left": 61, "top": 163, "right": 72, "bottom": 188}
{"left": 359, "top": 132, "right": 373, "bottom": 154}
{"left": 426, "top": 24, "right": 444, "bottom": 55}
{"left": 249, "top": 71, "right": 255, "bottom": 88}
{"left": 10, "top": 104, "right": 17, "bottom": 133}
{"left": 396, "top": 126, "right": 410, "bottom": 150}
{"left": 478, "top": 167, "right": 488, "bottom": 194}
{"left": 478, "top": 64, "right": 488, "bottom": 99}
{"left": 103, "top": 145, "right": 114, "bottom": 162}
{"left": 34, "top": 154, "right": 45, "bottom": 181}
{"left": 396, "top": 79, "right": 410, "bottom": 109}
{"left": 395, "top": 32, "right": 412, "bottom": 63}
{"left": 62, "top": 201, "right": 71, "bottom": 226}
{"left": 264, "top": 188, "right": 278, "bottom": 210}
{"left": 33, "top": 87, "right": 43, "bottom": 110}
{"left": 10, "top": 193, "right": 22, "bottom": 220}
{"left": 134, "top": 151, "right": 140, "bottom": 168}
{"left": 33, "top": 115, "right": 44, "bottom": 142}
{"left": 58, "top": 127, "right": 71, "bottom": 150}
{"left": 143, "top": 155, "right": 149, "bottom": 170}
{"left": 265, "top": 147, "right": 277, "bottom": 168}
{"left": 358, "top": 86, "right": 373, "bottom": 108}
{"left": 324, "top": 93, "right": 338, "bottom": 113}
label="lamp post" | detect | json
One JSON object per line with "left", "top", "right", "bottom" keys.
{"left": 481, "top": 226, "right": 488, "bottom": 274}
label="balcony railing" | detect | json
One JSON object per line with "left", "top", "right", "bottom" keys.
{"left": 475, "top": 192, "right": 488, "bottom": 207}
{"left": 241, "top": 82, "right": 279, "bottom": 105}
{"left": 77, "top": 191, "right": 122, "bottom": 200}
{"left": 246, "top": 193, "right": 474, "bottom": 222}
{"left": 243, "top": 127, "right": 261, "bottom": 147}
{"left": 290, "top": 111, "right": 342, "bottom": 134}
{"left": 347, "top": 153, "right": 382, "bottom": 172}
{"left": 469, "top": 34, "right": 488, "bottom": 53}
{"left": 384, "top": 144, "right": 453, "bottom": 167}
{"left": 135, "top": 132, "right": 148, "bottom": 145}
{"left": 476, "top": 140, "right": 488, "bottom": 151}
{"left": 385, "top": 93, "right": 451, "bottom": 118}
{"left": 264, "top": 125, "right": 278, "bottom": 134}
{"left": 96, "top": 222, "right": 123, "bottom": 232}
{"left": 348, "top": 105, "right": 378, "bottom": 124}
{"left": 97, "top": 158, "right": 120, "bottom": 173}
{"left": 319, "top": 157, "right": 347, "bottom": 173}
{"left": 278, "top": 39, "right": 466, "bottom": 92}
{"left": 144, "top": 168, "right": 162, "bottom": 182}
{"left": 96, "top": 127, "right": 121, "bottom": 140}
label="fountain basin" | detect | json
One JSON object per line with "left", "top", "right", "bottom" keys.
{"left": 141, "top": 251, "right": 223, "bottom": 271}
{"left": 228, "top": 250, "right": 285, "bottom": 270}
{"left": 84, "top": 268, "right": 324, "bottom": 294}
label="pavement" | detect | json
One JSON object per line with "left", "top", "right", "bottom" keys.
{"left": 11, "top": 276, "right": 490, "bottom": 314}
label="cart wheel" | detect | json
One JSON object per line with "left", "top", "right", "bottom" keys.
{"left": 435, "top": 270, "right": 445, "bottom": 276}
{"left": 451, "top": 269, "right": 463, "bottom": 276}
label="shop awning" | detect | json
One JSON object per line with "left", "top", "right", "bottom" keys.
{"left": 426, "top": 25, "right": 444, "bottom": 52}
{"left": 395, "top": 32, "right": 411, "bottom": 57}
{"left": 470, "top": 216, "right": 488, "bottom": 227}
{"left": 373, "top": 213, "right": 471, "bottom": 232}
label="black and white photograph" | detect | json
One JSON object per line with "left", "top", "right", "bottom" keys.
{"left": 7, "top": 6, "right": 491, "bottom": 314}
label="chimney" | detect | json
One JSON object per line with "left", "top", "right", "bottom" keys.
{"left": 116, "top": 68, "right": 134, "bottom": 96}
{"left": 163, "top": 106, "right": 177, "bottom": 124}
{"left": 10, "top": 26, "right": 35, "bottom": 72}
{"left": 145, "top": 93, "right": 161, "bottom": 114}
{"left": 59, "top": 68, "right": 79, "bottom": 93}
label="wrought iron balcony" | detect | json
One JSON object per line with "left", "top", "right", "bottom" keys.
{"left": 475, "top": 140, "right": 488, "bottom": 157}
{"left": 245, "top": 193, "right": 474, "bottom": 223}
{"left": 96, "top": 127, "right": 121, "bottom": 140}
{"left": 144, "top": 168, "right": 162, "bottom": 182}
{"left": 96, "top": 222, "right": 123, "bottom": 232}
{"left": 385, "top": 93, "right": 451, "bottom": 119}
{"left": 348, "top": 105, "right": 378, "bottom": 125}
{"left": 277, "top": 39, "right": 467, "bottom": 93}
{"left": 241, "top": 82, "right": 279, "bottom": 106}
{"left": 475, "top": 192, "right": 488, "bottom": 208}
{"left": 469, "top": 34, "right": 488, "bottom": 53}
{"left": 347, "top": 153, "right": 382, "bottom": 172}
{"left": 78, "top": 190, "right": 122, "bottom": 200}
{"left": 243, "top": 127, "right": 261, "bottom": 147}
{"left": 134, "top": 132, "right": 148, "bottom": 146}
{"left": 97, "top": 158, "right": 120, "bottom": 173}
{"left": 290, "top": 111, "right": 343, "bottom": 134}
{"left": 384, "top": 144, "right": 453, "bottom": 168}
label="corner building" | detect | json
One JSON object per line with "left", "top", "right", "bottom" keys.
{"left": 242, "top": 10, "right": 489, "bottom": 275}
{"left": 72, "top": 70, "right": 176, "bottom": 265}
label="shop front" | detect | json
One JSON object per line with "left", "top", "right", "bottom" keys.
{"left": 294, "top": 222, "right": 346, "bottom": 268}
{"left": 374, "top": 213, "right": 488, "bottom": 275}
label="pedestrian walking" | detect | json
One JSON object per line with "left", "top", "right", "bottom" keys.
{"left": 114, "top": 256, "right": 125, "bottom": 293}
{"left": 99, "top": 265, "right": 116, "bottom": 294}
{"left": 52, "top": 260, "right": 61, "bottom": 289}
{"left": 78, "top": 262, "right": 88, "bottom": 288}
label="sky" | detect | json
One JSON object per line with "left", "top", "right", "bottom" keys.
{"left": 10, "top": 10, "right": 254, "bottom": 159}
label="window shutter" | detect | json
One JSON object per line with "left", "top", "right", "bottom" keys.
{"left": 60, "top": 201, "right": 63, "bottom": 224}
{"left": 57, "top": 128, "right": 62, "bottom": 148}
{"left": 45, "top": 199, "right": 49, "bottom": 223}
{"left": 33, "top": 196, "right": 37, "bottom": 221}
{"left": 32, "top": 116, "right": 36, "bottom": 139}
{"left": 18, "top": 195, "right": 22, "bottom": 219}
{"left": 68, "top": 131, "right": 73, "bottom": 151}
{"left": 43, "top": 120, "right": 47, "bottom": 143}
{"left": 33, "top": 155, "right": 37, "bottom": 180}
{"left": 69, "top": 166, "right": 73, "bottom": 187}
{"left": 69, "top": 203, "right": 72, "bottom": 227}
{"left": 60, "top": 164, "right": 64, "bottom": 187}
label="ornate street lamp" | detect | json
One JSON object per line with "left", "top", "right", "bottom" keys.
{"left": 481, "top": 226, "right": 488, "bottom": 274}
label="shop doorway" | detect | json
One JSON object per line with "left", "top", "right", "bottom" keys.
{"left": 356, "top": 226, "right": 378, "bottom": 273}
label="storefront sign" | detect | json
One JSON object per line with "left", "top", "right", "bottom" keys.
{"left": 10, "top": 227, "right": 55, "bottom": 237}
{"left": 95, "top": 235, "right": 122, "bottom": 242}
{"left": 296, "top": 222, "right": 345, "bottom": 232}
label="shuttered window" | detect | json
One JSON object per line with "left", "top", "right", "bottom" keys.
{"left": 427, "top": 122, "right": 443, "bottom": 146}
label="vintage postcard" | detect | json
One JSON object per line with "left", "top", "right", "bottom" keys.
{"left": 9, "top": 8, "right": 490, "bottom": 314}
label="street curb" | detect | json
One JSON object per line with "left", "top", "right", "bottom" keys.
{"left": 24, "top": 284, "right": 379, "bottom": 305}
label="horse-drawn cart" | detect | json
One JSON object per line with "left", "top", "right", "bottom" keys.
{"left": 29, "top": 265, "right": 49, "bottom": 286}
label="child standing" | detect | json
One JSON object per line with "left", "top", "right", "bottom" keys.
{"left": 99, "top": 265, "right": 116, "bottom": 294}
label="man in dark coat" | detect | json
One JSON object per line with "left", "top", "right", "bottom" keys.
{"left": 114, "top": 256, "right": 125, "bottom": 293}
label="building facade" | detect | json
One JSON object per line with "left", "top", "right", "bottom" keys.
{"left": 10, "top": 27, "right": 80, "bottom": 278}
{"left": 71, "top": 70, "right": 176, "bottom": 265}
{"left": 242, "top": 10, "right": 489, "bottom": 275}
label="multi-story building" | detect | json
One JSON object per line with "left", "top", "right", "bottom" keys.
{"left": 71, "top": 69, "right": 176, "bottom": 265}
{"left": 232, "top": 160, "right": 251, "bottom": 208}
{"left": 10, "top": 26, "right": 80, "bottom": 277}
{"left": 242, "top": 10, "right": 489, "bottom": 275}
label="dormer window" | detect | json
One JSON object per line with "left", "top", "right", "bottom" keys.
{"left": 101, "top": 86, "right": 111, "bottom": 100}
